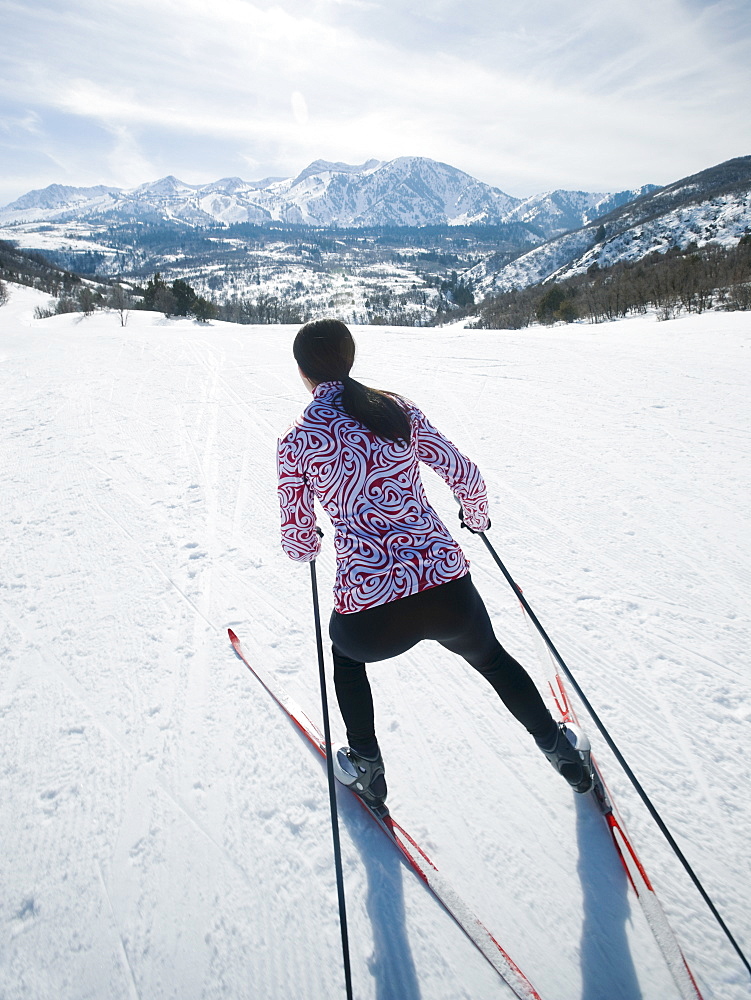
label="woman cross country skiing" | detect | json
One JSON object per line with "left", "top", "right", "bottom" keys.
{"left": 277, "top": 319, "right": 592, "bottom": 811}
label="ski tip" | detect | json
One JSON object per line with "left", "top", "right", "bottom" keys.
{"left": 227, "top": 628, "right": 240, "bottom": 646}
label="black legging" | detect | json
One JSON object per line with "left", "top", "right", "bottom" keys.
{"left": 329, "top": 573, "right": 556, "bottom": 754}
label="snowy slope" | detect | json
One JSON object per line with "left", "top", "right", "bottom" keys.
{"left": 469, "top": 228, "right": 598, "bottom": 294}
{"left": 268, "top": 156, "right": 521, "bottom": 227}
{"left": 554, "top": 189, "right": 751, "bottom": 279}
{"left": 471, "top": 187, "right": 751, "bottom": 293}
{"left": 3, "top": 184, "right": 120, "bottom": 216}
{"left": 505, "top": 186, "right": 658, "bottom": 238}
{"left": 1, "top": 284, "right": 750, "bottom": 999}
{"left": 472, "top": 157, "right": 751, "bottom": 293}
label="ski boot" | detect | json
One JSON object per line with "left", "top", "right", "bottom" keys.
{"left": 332, "top": 745, "right": 388, "bottom": 815}
{"left": 539, "top": 722, "right": 594, "bottom": 794}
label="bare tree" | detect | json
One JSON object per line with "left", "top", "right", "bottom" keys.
{"left": 108, "top": 284, "right": 131, "bottom": 326}
{"left": 78, "top": 286, "right": 97, "bottom": 316}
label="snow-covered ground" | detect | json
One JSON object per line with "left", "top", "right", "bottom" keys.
{"left": 1, "top": 283, "right": 749, "bottom": 1000}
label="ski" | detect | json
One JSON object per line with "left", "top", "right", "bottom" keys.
{"left": 228, "top": 628, "right": 543, "bottom": 1000}
{"left": 530, "top": 632, "right": 705, "bottom": 1000}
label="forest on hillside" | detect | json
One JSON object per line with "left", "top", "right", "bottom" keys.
{"left": 472, "top": 237, "right": 751, "bottom": 328}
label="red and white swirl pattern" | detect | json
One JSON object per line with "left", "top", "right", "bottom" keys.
{"left": 277, "top": 381, "right": 489, "bottom": 614}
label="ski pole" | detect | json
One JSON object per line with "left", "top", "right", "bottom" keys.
{"left": 309, "top": 554, "right": 354, "bottom": 1000}
{"left": 475, "top": 529, "right": 751, "bottom": 980}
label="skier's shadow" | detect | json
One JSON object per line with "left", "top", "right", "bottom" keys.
{"left": 575, "top": 791, "right": 643, "bottom": 1000}
{"left": 337, "top": 791, "right": 423, "bottom": 1000}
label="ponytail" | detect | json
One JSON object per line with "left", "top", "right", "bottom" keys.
{"left": 340, "top": 374, "right": 411, "bottom": 444}
{"left": 294, "top": 320, "right": 411, "bottom": 444}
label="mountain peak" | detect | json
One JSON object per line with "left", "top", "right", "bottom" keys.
{"left": 206, "top": 177, "right": 249, "bottom": 193}
{"left": 5, "top": 183, "right": 119, "bottom": 212}
{"left": 291, "top": 159, "right": 383, "bottom": 185}
{"left": 134, "top": 175, "right": 192, "bottom": 197}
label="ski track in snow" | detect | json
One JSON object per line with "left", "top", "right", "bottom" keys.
{"left": 1, "top": 283, "right": 749, "bottom": 999}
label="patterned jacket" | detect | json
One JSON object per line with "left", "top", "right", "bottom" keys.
{"left": 277, "top": 380, "right": 489, "bottom": 613}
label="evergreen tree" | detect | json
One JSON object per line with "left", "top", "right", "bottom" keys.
{"left": 536, "top": 285, "right": 566, "bottom": 324}
{"left": 78, "top": 286, "right": 98, "bottom": 316}
{"left": 142, "top": 273, "right": 167, "bottom": 311}
{"left": 171, "top": 279, "right": 197, "bottom": 316}
{"left": 154, "top": 285, "right": 177, "bottom": 317}
{"left": 193, "top": 296, "right": 218, "bottom": 322}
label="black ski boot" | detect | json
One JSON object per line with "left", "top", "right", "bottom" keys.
{"left": 332, "top": 745, "right": 388, "bottom": 813}
{"left": 539, "top": 722, "right": 594, "bottom": 794}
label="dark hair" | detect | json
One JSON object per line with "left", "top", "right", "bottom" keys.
{"left": 293, "top": 319, "right": 411, "bottom": 444}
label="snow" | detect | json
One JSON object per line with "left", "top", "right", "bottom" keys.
{"left": 562, "top": 192, "right": 751, "bottom": 277}
{"left": 0, "top": 158, "right": 524, "bottom": 229}
{"left": 1, "top": 282, "right": 749, "bottom": 999}
{"left": 475, "top": 188, "right": 751, "bottom": 294}
{"left": 0, "top": 159, "right": 622, "bottom": 234}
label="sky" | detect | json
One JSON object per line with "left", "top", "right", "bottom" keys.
{"left": 1, "top": 0, "right": 750, "bottom": 206}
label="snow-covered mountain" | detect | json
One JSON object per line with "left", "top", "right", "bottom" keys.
{"left": 506, "top": 185, "right": 658, "bottom": 237}
{"left": 471, "top": 156, "right": 751, "bottom": 294}
{"left": 0, "top": 157, "right": 647, "bottom": 236}
{"left": 262, "top": 156, "right": 522, "bottom": 227}
{"left": 5, "top": 182, "right": 121, "bottom": 214}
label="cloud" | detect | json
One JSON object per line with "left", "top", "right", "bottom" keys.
{"left": 291, "top": 92, "right": 309, "bottom": 127}
{"left": 0, "top": 0, "right": 749, "bottom": 204}
{"left": 104, "top": 125, "right": 157, "bottom": 187}
{"left": 0, "top": 110, "right": 43, "bottom": 136}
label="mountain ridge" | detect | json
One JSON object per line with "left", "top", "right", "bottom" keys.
{"left": 0, "top": 156, "right": 653, "bottom": 238}
{"left": 471, "top": 155, "right": 751, "bottom": 294}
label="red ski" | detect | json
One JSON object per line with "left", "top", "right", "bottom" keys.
{"left": 228, "top": 628, "right": 542, "bottom": 1000}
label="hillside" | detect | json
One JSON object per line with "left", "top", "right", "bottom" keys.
{"left": 473, "top": 237, "right": 751, "bottom": 328}
{"left": 471, "top": 156, "right": 751, "bottom": 294}
{"left": 0, "top": 239, "right": 97, "bottom": 296}
{"left": 1, "top": 284, "right": 749, "bottom": 999}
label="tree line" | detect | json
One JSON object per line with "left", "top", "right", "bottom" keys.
{"left": 473, "top": 236, "right": 751, "bottom": 329}
{"left": 0, "top": 239, "right": 85, "bottom": 298}
{"left": 6, "top": 235, "right": 750, "bottom": 331}
{"left": 30, "top": 273, "right": 219, "bottom": 325}
{"left": 138, "top": 273, "right": 217, "bottom": 321}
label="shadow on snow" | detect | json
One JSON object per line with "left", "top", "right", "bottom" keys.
{"left": 336, "top": 788, "right": 422, "bottom": 1000}
{"left": 575, "top": 792, "right": 643, "bottom": 1000}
